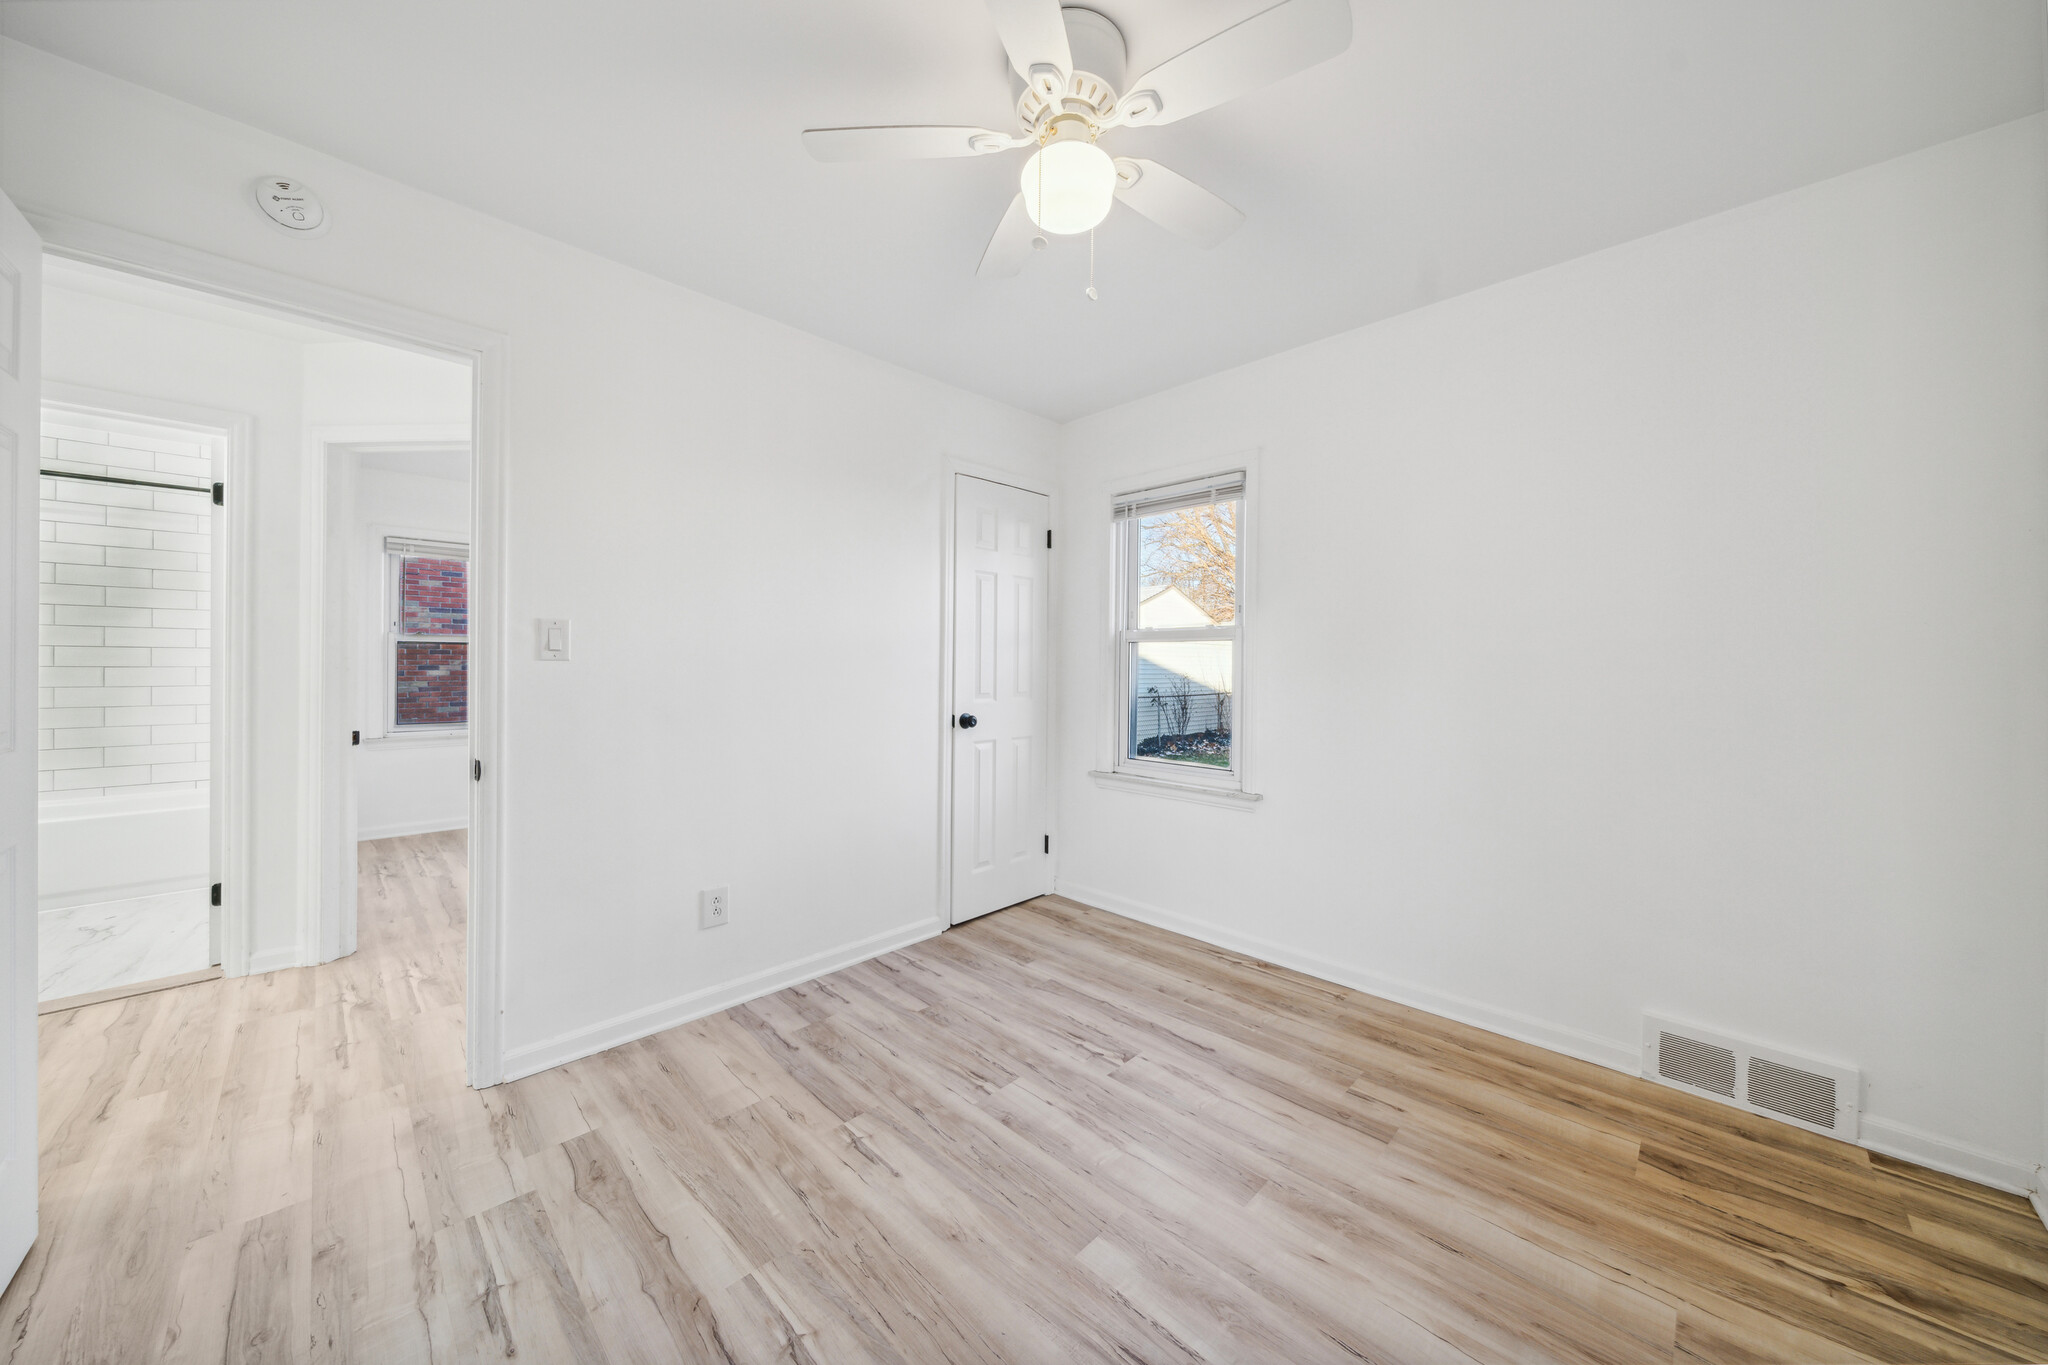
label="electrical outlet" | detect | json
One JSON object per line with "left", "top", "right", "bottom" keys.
{"left": 700, "top": 887, "right": 729, "bottom": 930}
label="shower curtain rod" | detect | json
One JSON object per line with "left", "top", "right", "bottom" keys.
{"left": 39, "top": 468, "right": 212, "bottom": 496}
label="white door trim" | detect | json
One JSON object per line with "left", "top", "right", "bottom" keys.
{"left": 25, "top": 207, "right": 511, "bottom": 1089}
{"left": 939, "top": 459, "right": 1056, "bottom": 926}
{"left": 0, "top": 190, "right": 43, "bottom": 1284}
{"left": 39, "top": 382, "right": 255, "bottom": 977}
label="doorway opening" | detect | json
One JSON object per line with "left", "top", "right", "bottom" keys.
{"left": 324, "top": 440, "right": 473, "bottom": 964}
{"left": 35, "top": 402, "right": 228, "bottom": 1008}
{"left": 31, "top": 255, "right": 483, "bottom": 1049}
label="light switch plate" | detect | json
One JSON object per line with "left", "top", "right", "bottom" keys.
{"left": 538, "top": 618, "right": 570, "bottom": 660}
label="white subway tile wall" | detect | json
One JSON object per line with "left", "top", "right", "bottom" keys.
{"left": 38, "top": 414, "right": 215, "bottom": 800}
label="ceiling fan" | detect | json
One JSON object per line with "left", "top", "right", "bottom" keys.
{"left": 801, "top": 0, "right": 1353, "bottom": 277}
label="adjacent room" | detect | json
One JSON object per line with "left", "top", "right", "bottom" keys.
{"left": 0, "top": 1, "right": 2043, "bottom": 1361}
{"left": 30, "top": 261, "right": 473, "bottom": 1011}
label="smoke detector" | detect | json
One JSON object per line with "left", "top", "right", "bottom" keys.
{"left": 253, "top": 176, "right": 328, "bottom": 236}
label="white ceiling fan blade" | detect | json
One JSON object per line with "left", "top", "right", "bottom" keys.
{"left": 977, "top": 194, "right": 1042, "bottom": 278}
{"left": 1113, "top": 159, "right": 1244, "bottom": 248}
{"left": 985, "top": 0, "right": 1072, "bottom": 100}
{"left": 1117, "top": 0, "right": 1352, "bottom": 127}
{"left": 802, "top": 125, "right": 1023, "bottom": 162}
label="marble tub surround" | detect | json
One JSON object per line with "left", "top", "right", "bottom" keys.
{"left": 38, "top": 888, "right": 211, "bottom": 1001}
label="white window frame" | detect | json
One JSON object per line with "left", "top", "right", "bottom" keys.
{"left": 385, "top": 536, "right": 470, "bottom": 735}
{"left": 1111, "top": 471, "right": 1247, "bottom": 793}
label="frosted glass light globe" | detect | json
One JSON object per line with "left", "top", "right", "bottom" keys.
{"left": 1020, "top": 138, "right": 1116, "bottom": 235}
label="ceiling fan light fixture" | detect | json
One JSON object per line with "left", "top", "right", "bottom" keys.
{"left": 801, "top": 0, "right": 1346, "bottom": 275}
{"left": 1020, "top": 118, "right": 1116, "bottom": 235}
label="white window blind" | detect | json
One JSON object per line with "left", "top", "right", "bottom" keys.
{"left": 1112, "top": 472, "right": 1246, "bottom": 522}
{"left": 384, "top": 535, "right": 469, "bottom": 560}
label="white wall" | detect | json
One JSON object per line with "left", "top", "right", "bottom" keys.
{"left": 0, "top": 40, "right": 1060, "bottom": 1073}
{"left": 1055, "top": 115, "right": 2048, "bottom": 1191}
{"left": 304, "top": 340, "right": 472, "bottom": 430}
{"left": 353, "top": 462, "right": 470, "bottom": 839}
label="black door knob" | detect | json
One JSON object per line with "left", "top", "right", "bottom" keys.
{"left": 958, "top": 713, "right": 979, "bottom": 729}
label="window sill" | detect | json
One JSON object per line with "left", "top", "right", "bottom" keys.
{"left": 1088, "top": 769, "right": 1263, "bottom": 810}
{"left": 364, "top": 731, "right": 468, "bottom": 749}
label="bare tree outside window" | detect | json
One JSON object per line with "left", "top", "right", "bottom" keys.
{"left": 1146, "top": 674, "right": 1195, "bottom": 740}
{"left": 1139, "top": 500, "right": 1237, "bottom": 623}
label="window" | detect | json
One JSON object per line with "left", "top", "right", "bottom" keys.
{"left": 1114, "top": 473, "right": 1243, "bottom": 784}
{"left": 386, "top": 537, "right": 468, "bottom": 732}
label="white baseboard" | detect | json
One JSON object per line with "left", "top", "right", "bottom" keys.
{"left": 498, "top": 915, "right": 947, "bottom": 1083}
{"left": 1058, "top": 880, "right": 2040, "bottom": 1199}
{"left": 1058, "top": 880, "right": 1639, "bottom": 1074}
{"left": 39, "top": 876, "right": 206, "bottom": 912}
{"left": 245, "top": 947, "right": 303, "bottom": 976}
{"left": 358, "top": 816, "right": 469, "bottom": 841}
{"left": 1858, "top": 1117, "right": 2039, "bottom": 1196}
{"left": 2032, "top": 1189, "right": 2048, "bottom": 1235}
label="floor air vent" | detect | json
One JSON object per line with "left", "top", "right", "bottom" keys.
{"left": 1746, "top": 1057, "right": 1839, "bottom": 1130}
{"left": 1657, "top": 1031, "right": 1736, "bottom": 1097}
{"left": 1643, "top": 1014, "right": 1858, "bottom": 1139}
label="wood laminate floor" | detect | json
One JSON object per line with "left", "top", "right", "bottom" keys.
{"left": 6, "top": 830, "right": 2046, "bottom": 1362}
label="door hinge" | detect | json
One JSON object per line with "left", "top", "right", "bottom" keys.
{"left": 472, "top": 759, "right": 482, "bottom": 781}
{"left": 1043, "top": 834, "right": 1049, "bottom": 854}
{"left": 351, "top": 730, "right": 360, "bottom": 746}
{"left": 212, "top": 482, "right": 224, "bottom": 506}
{"left": 1046, "top": 528, "right": 1052, "bottom": 549}
{"left": 210, "top": 883, "right": 221, "bottom": 907}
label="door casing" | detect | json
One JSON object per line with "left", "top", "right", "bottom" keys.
{"left": 0, "top": 182, "right": 43, "bottom": 1290}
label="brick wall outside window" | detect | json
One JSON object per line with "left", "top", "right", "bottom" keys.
{"left": 395, "top": 556, "right": 467, "bottom": 727}
{"left": 38, "top": 413, "right": 214, "bottom": 801}
{"left": 395, "top": 642, "right": 467, "bottom": 727}
{"left": 401, "top": 557, "right": 467, "bottom": 635}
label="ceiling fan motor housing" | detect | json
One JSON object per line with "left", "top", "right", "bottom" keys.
{"left": 1017, "top": 7, "right": 1128, "bottom": 127}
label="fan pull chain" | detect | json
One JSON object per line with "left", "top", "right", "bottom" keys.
{"left": 1086, "top": 227, "right": 1098, "bottom": 301}
{"left": 1036, "top": 138, "right": 1044, "bottom": 234}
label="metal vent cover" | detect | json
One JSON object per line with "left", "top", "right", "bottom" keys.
{"left": 1643, "top": 1014, "right": 1857, "bottom": 1140}
{"left": 1657, "top": 1032, "right": 1736, "bottom": 1097}
{"left": 1746, "top": 1057, "right": 1837, "bottom": 1129}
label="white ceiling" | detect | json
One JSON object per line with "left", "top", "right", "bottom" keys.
{"left": 4, "top": 1, "right": 2041, "bottom": 420}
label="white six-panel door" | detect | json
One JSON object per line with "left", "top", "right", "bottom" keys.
{"left": 0, "top": 190, "right": 42, "bottom": 1282}
{"left": 950, "top": 475, "right": 1050, "bottom": 924}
